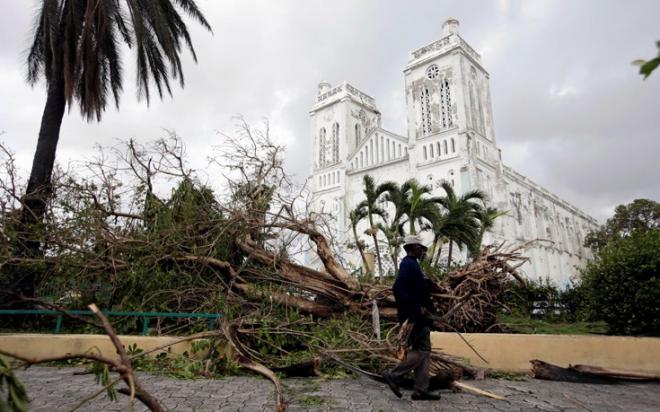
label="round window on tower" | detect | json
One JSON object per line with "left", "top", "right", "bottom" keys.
{"left": 426, "top": 64, "right": 440, "bottom": 80}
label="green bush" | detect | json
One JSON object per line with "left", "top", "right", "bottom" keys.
{"left": 504, "top": 277, "right": 561, "bottom": 318}
{"left": 558, "top": 280, "right": 594, "bottom": 322}
{"left": 581, "top": 230, "right": 660, "bottom": 336}
{"left": 503, "top": 277, "right": 593, "bottom": 322}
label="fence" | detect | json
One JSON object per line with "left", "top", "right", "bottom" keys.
{"left": 0, "top": 309, "right": 222, "bottom": 336}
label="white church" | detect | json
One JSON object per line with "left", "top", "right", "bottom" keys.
{"left": 308, "top": 18, "right": 598, "bottom": 285}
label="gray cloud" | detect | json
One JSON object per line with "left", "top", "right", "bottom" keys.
{"left": 1, "top": 0, "right": 659, "bottom": 222}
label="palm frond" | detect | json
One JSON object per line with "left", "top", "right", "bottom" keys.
{"left": 26, "top": 0, "right": 60, "bottom": 85}
{"left": 26, "top": 0, "right": 211, "bottom": 119}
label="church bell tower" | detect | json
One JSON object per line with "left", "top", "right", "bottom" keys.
{"left": 404, "top": 18, "right": 498, "bottom": 148}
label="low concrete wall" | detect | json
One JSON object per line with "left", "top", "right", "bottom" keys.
{"left": 3, "top": 333, "right": 660, "bottom": 374}
{"left": 431, "top": 332, "right": 660, "bottom": 374}
{"left": 0, "top": 334, "right": 198, "bottom": 361}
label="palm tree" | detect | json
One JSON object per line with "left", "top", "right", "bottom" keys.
{"left": 468, "top": 206, "right": 508, "bottom": 258}
{"left": 435, "top": 182, "right": 486, "bottom": 267}
{"left": 355, "top": 175, "right": 396, "bottom": 279}
{"left": 19, "top": 1, "right": 211, "bottom": 259}
{"left": 349, "top": 207, "right": 370, "bottom": 275}
{"left": 426, "top": 208, "right": 449, "bottom": 265}
{"left": 400, "top": 178, "right": 438, "bottom": 235}
{"left": 378, "top": 183, "right": 408, "bottom": 272}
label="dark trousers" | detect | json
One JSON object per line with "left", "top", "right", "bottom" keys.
{"left": 387, "top": 324, "right": 431, "bottom": 392}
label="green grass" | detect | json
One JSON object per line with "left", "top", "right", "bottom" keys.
{"left": 299, "top": 395, "right": 329, "bottom": 406}
{"left": 498, "top": 313, "right": 607, "bottom": 335}
{"left": 285, "top": 379, "right": 336, "bottom": 408}
{"left": 486, "top": 370, "right": 529, "bottom": 381}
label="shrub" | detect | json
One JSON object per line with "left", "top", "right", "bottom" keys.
{"left": 558, "top": 279, "right": 594, "bottom": 322}
{"left": 503, "top": 277, "right": 593, "bottom": 322}
{"left": 504, "top": 277, "right": 561, "bottom": 319}
{"left": 581, "top": 230, "right": 660, "bottom": 335}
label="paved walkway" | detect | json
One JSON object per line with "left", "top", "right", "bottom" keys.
{"left": 10, "top": 366, "right": 660, "bottom": 411}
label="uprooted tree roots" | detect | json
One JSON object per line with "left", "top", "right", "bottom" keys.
{"left": 0, "top": 121, "right": 527, "bottom": 410}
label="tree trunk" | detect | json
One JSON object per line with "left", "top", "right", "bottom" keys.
{"left": 14, "top": 77, "right": 66, "bottom": 295}
{"left": 352, "top": 226, "right": 370, "bottom": 276}
{"left": 433, "top": 238, "right": 444, "bottom": 267}
{"left": 390, "top": 246, "right": 398, "bottom": 276}
{"left": 368, "top": 214, "right": 384, "bottom": 282}
{"left": 447, "top": 240, "right": 454, "bottom": 268}
{"left": 372, "top": 233, "right": 384, "bottom": 282}
{"left": 530, "top": 360, "right": 660, "bottom": 383}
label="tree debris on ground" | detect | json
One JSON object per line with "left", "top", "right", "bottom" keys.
{"left": 0, "top": 121, "right": 530, "bottom": 411}
{"left": 531, "top": 360, "right": 660, "bottom": 383}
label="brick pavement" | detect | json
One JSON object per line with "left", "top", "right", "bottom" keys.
{"left": 9, "top": 366, "right": 660, "bottom": 411}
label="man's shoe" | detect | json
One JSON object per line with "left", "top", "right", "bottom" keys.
{"left": 382, "top": 372, "right": 402, "bottom": 398}
{"left": 411, "top": 391, "right": 441, "bottom": 401}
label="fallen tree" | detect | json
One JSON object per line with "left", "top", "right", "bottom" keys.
{"left": 531, "top": 360, "right": 660, "bottom": 383}
{"left": 0, "top": 121, "right": 528, "bottom": 410}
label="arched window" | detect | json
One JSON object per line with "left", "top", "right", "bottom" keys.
{"left": 451, "top": 138, "right": 456, "bottom": 153}
{"left": 375, "top": 135, "right": 379, "bottom": 163}
{"left": 366, "top": 145, "right": 370, "bottom": 166}
{"left": 318, "top": 128, "right": 326, "bottom": 166}
{"left": 391, "top": 141, "right": 396, "bottom": 158}
{"left": 429, "top": 144, "right": 434, "bottom": 158}
{"left": 360, "top": 152, "right": 364, "bottom": 168}
{"left": 423, "top": 146, "right": 428, "bottom": 160}
{"left": 469, "top": 80, "right": 482, "bottom": 134}
{"left": 398, "top": 144, "right": 402, "bottom": 157}
{"left": 370, "top": 140, "right": 374, "bottom": 164}
{"left": 477, "top": 85, "right": 485, "bottom": 135}
{"left": 332, "top": 123, "right": 340, "bottom": 163}
{"left": 437, "top": 142, "right": 442, "bottom": 156}
{"left": 443, "top": 140, "right": 448, "bottom": 155}
{"left": 440, "top": 79, "right": 452, "bottom": 128}
{"left": 420, "top": 87, "right": 432, "bottom": 135}
{"left": 355, "top": 123, "right": 361, "bottom": 146}
{"left": 380, "top": 136, "right": 384, "bottom": 162}
{"left": 486, "top": 175, "right": 492, "bottom": 198}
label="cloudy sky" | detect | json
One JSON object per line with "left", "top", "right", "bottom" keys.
{"left": 1, "top": 0, "right": 659, "bottom": 222}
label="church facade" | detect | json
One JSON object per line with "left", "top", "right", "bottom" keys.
{"left": 308, "top": 19, "right": 598, "bottom": 285}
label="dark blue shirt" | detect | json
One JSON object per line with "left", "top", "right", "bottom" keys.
{"left": 392, "top": 255, "right": 433, "bottom": 324}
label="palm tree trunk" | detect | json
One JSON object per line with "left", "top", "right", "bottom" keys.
{"left": 432, "top": 237, "right": 443, "bottom": 267}
{"left": 391, "top": 249, "right": 398, "bottom": 275}
{"left": 13, "top": 77, "right": 65, "bottom": 296}
{"left": 391, "top": 235, "right": 401, "bottom": 275}
{"left": 428, "top": 234, "right": 439, "bottom": 265}
{"left": 367, "top": 214, "right": 384, "bottom": 282}
{"left": 371, "top": 233, "right": 384, "bottom": 282}
{"left": 352, "top": 226, "right": 370, "bottom": 275}
{"left": 447, "top": 240, "right": 454, "bottom": 268}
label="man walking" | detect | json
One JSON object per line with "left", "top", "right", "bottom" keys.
{"left": 382, "top": 235, "right": 441, "bottom": 400}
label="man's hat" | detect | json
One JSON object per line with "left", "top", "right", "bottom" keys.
{"left": 403, "top": 235, "right": 426, "bottom": 249}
